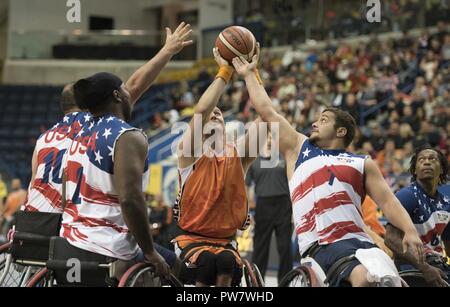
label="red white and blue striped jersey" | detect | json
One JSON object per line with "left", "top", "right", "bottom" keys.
{"left": 23, "top": 112, "right": 90, "bottom": 213}
{"left": 61, "top": 114, "right": 149, "bottom": 260}
{"left": 290, "top": 139, "right": 373, "bottom": 255}
{"left": 396, "top": 182, "right": 450, "bottom": 254}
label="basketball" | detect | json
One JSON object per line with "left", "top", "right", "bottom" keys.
{"left": 215, "top": 26, "right": 256, "bottom": 64}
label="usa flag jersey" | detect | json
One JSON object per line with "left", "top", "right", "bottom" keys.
{"left": 290, "top": 139, "right": 373, "bottom": 255}
{"left": 396, "top": 182, "right": 450, "bottom": 254}
{"left": 23, "top": 112, "right": 90, "bottom": 213}
{"left": 61, "top": 114, "right": 149, "bottom": 260}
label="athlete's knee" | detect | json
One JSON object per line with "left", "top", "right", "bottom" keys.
{"left": 216, "top": 251, "right": 237, "bottom": 275}
{"left": 348, "top": 264, "right": 376, "bottom": 287}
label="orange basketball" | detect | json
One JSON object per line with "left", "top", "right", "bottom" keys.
{"left": 215, "top": 26, "right": 256, "bottom": 64}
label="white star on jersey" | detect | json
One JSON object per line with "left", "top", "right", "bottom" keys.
{"left": 84, "top": 114, "right": 91, "bottom": 122}
{"left": 444, "top": 196, "right": 449, "bottom": 203}
{"left": 119, "top": 127, "right": 128, "bottom": 134}
{"left": 88, "top": 122, "right": 95, "bottom": 130}
{"left": 94, "top": 150, "right": 103, "bottom": 164}
{"left": 103, "top": 128, "right": 112, "bottom": 140}
{"left": 437, "top": 201, "right": 443, "bottom": 209}
{"left": 108, "top": 146, "right": 114, "bottom": 157}
{"left": 77, "top": 128, "right": 85, "bottom": 137}
{"left": 419, "top": 215, "right": 424, "bottom": 222}
{"left": 303, "top": 148, "right": 311, "bottom": 158}
{"left": 106, "top": 116, "right": 114, "bottom": 123}
{"left": 97, "top": 117, "right": 103, "bottom": 125}
{"left": 63, "top": 116, "right": 69, "bottom": 123}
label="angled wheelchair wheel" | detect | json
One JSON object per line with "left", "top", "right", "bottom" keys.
{"left": 118, "top": 263, "right": 183, "bottom": 287}
{"left": 25, "top": 268, "right": 53, "bottom": 287}
{"left": 0, "top": 248, "right": 35, "bottom": 287}
{"left": 0, "top": 242, "right": 10, "bottom": 272}
{"left": 242, "top": 259, "right": 261, "bottom": 287}
{"left": 279, "top": 266, "right": 317, "bottom": 287}
{"left": 252, "top": 263, "right": 265, "bottom": 287}
{"left": 398, "top": 270, "right": 450, "bottom": 287}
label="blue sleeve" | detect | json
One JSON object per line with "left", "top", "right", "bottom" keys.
{"left": 395, "top": 188, "right": 417, "bottom": 216}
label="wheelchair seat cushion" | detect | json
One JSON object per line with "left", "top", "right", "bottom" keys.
{"left": 48, "top": 236, "right": 116, "bottom": 287}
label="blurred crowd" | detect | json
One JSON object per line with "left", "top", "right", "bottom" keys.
{"left": 155, "top": 22, "right": 449, "bottom": 194}
{"left": 235, "top": 0, "right": 449, "bottom": 45}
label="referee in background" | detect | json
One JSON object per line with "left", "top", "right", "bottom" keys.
{"left": 246, "top": 132, "right": 293, "bottom": 283}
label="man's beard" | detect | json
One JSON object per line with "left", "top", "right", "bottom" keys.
{"left": 309, "top": 134, "right": 319, "bottom": 145}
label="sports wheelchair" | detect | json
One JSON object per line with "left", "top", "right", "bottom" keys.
{"left": 396, "top": 254, "right": 450, "bottom": 287}
{"left": 279, "top": 244, "right": 408, "bottom": 287}
{"left": 0, "top": 211, "right": 181, "bottom": 287}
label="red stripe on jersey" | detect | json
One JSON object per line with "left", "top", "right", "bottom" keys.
{"left": 318, "top": 221, "right": 365, "bottom": 243}
{"left": 37, "top": 147, "right": 59, "bottom": 166}
{"left": 30, "top": 179, "right": 62, "bottom": 209}
{"left": 296, "top": 209, "right": 316, "bottom": 235}
{"left": 291, "top": 165, "right": 364, "bottom": 203}
{"left": 64, "top": 201, "right": 127, "bottom": 233}
{"left": 315, "top": 191, "right": 354, "bottom": 215}
{"left": 62, "top": 224, "right": 77, "bottom": 242}
{"left": 295, "top": 191, "right": 356, "bottom": 235}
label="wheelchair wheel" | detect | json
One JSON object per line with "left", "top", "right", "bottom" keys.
{"left": 252, "top": 263, "right": 265, "bottom": 287}
{"left": 279, "top": 266, "right": 317, "bottom": 287}
{"left": 243, "top": 259, "right": 261, "bottom": 287}
{"left": 118, "top": 263, "right": 183, "bottom": 287}
{"left": 0, "top": 254, "right": 33, "bottom": 287}
{"left": 398, "top": 270, "right": 449, "bottom": 287}
{"left": 25, "top": 268, "right": 53, "bottom": 287}
{"left": 0, "top": 242, "right": 10, "bottom": 271}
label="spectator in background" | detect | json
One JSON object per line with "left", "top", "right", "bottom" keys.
{"left": 420, "top": 50, "right": 439, "bottom": 82}
{"left": 331, "top": 82, "right": 347, "bottom": 107}
{"left": 363, "top": 122, "right": 384, "bottom": 153}
{"left": 377, "top": 138, "right": 402, "bottom": 176}
{"left": 0, "top": 174, "right": 7, "bottom": 209}
{"left": 442, "top": 35, "right": 450, "bottom": 60}
{"left": 245, "top": 132, "right": 293, "bottom": 284}
{"left": 401, "top": 105, "right": 420, "bottom": 131}
{"left": 277, "top": 76, "right": 297, "bottom": 101}
{"left": 396, "top": 123, "right": 415, "bottom": 148}
{"left": 342, "top": 93, "right": 360, "bottom": 124}
{"left": 149, "top": 194, "right": 175, "bottom": 251}
{"left": 0, "top": 178, "right": 26, "bottom": 235}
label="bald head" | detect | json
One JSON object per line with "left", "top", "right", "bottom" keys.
{"left": 60, "top": 83, "right": 81, "bottom": 114}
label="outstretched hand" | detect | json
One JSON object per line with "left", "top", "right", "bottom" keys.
{"left": 213, "top": 47, "right": 230, "bottom": 67}
{"left": 163, "top": 22, "right": 194, "bottom": 56}
{"left": 232, "top": 42, "right": 260, "bottom": 77}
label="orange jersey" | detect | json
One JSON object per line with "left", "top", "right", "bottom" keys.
{"left": 362, "top": 196, "right": 386, "bottom": 237}
{"left": 174, "top": 145, "right": 249, "bottom": 239}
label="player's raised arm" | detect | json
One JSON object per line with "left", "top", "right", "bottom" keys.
{"left": 126, "top": 22, "right": 193, "bottom": 105}
{"left": 178, "top": 48, "right": 233, "bottom": 168}
{"left": 232, "top": 45, "right": 305, "bottom": 156}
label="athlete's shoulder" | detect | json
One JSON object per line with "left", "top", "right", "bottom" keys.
{"left": 395, "top": 184, "right": 418, "bottom": 208}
